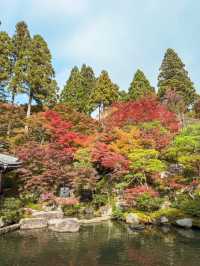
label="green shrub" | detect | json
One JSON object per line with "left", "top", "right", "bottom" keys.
{"left": 136, "top": 193, "right": 164, "bottom": 212}
{"left": 62, "top": 204, "right": 81, "bottom": 217}
{"left": 26, "top": 203, "right": 43, "bottom": 211}
{"left": 1, "top": 210, "right": 23, "bottom": 225}
{"left": 112, "top": 207, "right": 124, "bottom": 220}
{"left": 179, "top": 198, "right": 200, "bottom": 217}
{"left": 19, "top": 193, "right": 39, "bottom": 205}
{"left": 171, "top": 194, "right": 188, "bottom": 209}
{"left": 0, "top": 197, "right": 23, "bottom": 225}
{"left": 1, "top": 197, "right": 22, "bottom": 210}
{"left": 92, "top": 194, "right": 108, "bottom": 209}
{"left": 150, "top": 208, "right": 184, "bottom": 221}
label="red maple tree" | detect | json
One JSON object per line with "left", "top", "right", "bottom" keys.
{"left": 104, "top": 97, "right": 180, "bottom": 132}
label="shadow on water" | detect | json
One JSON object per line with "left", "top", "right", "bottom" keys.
{"left": 0, "top": 221, "right": 200, "bottom": 266}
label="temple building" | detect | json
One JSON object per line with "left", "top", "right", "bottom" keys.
{"left": 0, "top": 154, "right": 22, "bottom": 194}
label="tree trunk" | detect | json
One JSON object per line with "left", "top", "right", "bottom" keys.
{"left": 27, "top": 93, "right": 33, "bottom": 118}
{"left": 25, "top": 91, "right": 33, "bottom": 133}
{"left": 7, "top": 95, "right": 15, "bottom": 136}
{"left": 178, "top": 111, "right": 186, "bottom": 128}
{"left": 7, "top": 121, "right": 11, "bottom": 137}
{"left": 11, "top": 91, "right": 15, "bottom": 105}
{"left": 98, "top": 104, "right": 101, "bottom": 122}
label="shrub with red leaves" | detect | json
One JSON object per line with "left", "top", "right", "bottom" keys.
{"left": 124, "top": 185, "right": 159, "bottom": 205}
{"left": 92, "top": 142, "right": 129, "bottom": 171}
{"left": 43, "top": 110, "right": 82, "bottom": 148}
{"left": 104, "top": 97, "right": 180, "bottom": 133}
{"left": 54, "top": 197, "right": 79, "bottom": 206}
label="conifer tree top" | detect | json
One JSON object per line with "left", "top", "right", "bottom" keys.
{"left": 158, "top": 48, "right": 196, "bottom": 107}
{"left": 128, "top": 69, "right": 154, "bottom": 100}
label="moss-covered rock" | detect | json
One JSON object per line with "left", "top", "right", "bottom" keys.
{"left": 150, "top": 208, "right": 185, "bottom": 222}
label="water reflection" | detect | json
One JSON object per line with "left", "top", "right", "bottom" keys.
{"left": 0, "top": 222, "right": 200, "bottom": 266}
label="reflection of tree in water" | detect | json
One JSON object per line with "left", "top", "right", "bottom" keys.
{"left": 0, "top": 223, "right": 200, "bottom": 266}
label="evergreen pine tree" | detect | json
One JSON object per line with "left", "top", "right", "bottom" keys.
{"left": 60, "top": 66, "right": 82, "bottom": 108}
{"left": 158, "top": 48, "right": 196, "bottom": 108}
{"left": 128, "top": 69, "right": 154, "bottom": 100}
{"left": 25, "top": 34, "right": 56, "bottom": 117}
{"left": 89, "top": 70, "right": 119, "bottom": 121}
{"left": 10, "top": 21, "right": 31, "bottom": 104}
{"left": 80, "top": 64, "right": 96, "bottom": 114}
{"left": 60, "top": 64, "right": 96, "bottom": 114}
{"left": 0, "top": 31, "right": 12, "bottom": 102}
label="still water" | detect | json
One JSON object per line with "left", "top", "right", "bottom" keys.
{"left": 0, "top": 222, "right": 200, "bottom": 266}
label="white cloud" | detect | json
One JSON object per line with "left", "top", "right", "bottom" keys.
{"left": 60, "top": 14, "right": 136, "bottom": 89}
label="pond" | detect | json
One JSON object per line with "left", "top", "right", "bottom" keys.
{"left": 0, "top": 222, "right": 200, "bottom": 266}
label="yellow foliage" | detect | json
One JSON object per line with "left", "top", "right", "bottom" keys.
{"left": 109, "top": 127, "right": 141, "bottom": 156}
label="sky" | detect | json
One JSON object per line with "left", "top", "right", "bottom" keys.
{"left": 0, "top": 0, "right": 200, "bottom": 104}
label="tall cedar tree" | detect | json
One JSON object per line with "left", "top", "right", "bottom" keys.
{"left": 80, "top": 64, "right": 96, "bottom": 114}
{"left": 10, "top": 21, "right": 31, "bottom": 104}
{"left": 0, "top": 31, "right": 12, "bottom": 102}
{"left": 61, "top": 64, "right": 96, "bottom": 114}
{"left": 158, "top": 48, "right": 196, "bottom": 108}
{"left": 128, "top": 69, "right": 155, "bottom": 100}
{"left": 26, "top": 34, "right": 56, "bottom": 118}
{"left": 89, "top": 70, "right": 119, "bottom": 121}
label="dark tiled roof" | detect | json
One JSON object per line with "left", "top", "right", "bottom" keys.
{"left": 0, "top": 154, "right": 22, "bottom": 170}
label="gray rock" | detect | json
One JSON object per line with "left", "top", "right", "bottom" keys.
{"left": 32, "top": 211, "right": 63, "bottom": 220}
{"left": 48, "top": 219, "right": 61, "bottom": 226}
{"left": 115, "top": 200, "right": 129, "bottom": 211}
{"left": 50, "top": 218, "right": 80, "bottom": 232}
{"left": 20, "top": 218, "right": 48, "bottom": 229}
{"left": 80, "top": 216, "right": 110, "bottom": 224}
{"left": 126, "top": 213, "right": 139, "bottom": 225}
{"left": 176, "top": 218, "right": 193, "bottom": 228}
{"left": 168, "top": 163, "right": 183, "bottom": 175}
{"left": 160, "top": 216, "right": 169, "bottom": 224}
{"left": 84, "top": 207, "right": 94, "bottom": 215}
{"left": 0, "top": 224, "right": 20, "bottom": 235}
{"left": 99, "top": 206, "right": 112, "bottom": 217}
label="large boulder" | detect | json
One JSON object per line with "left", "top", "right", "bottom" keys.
{"left": 20, "top": 218, "right": 47, "bottom": 229}
{"left": 32, "top": 211, "right": 63, "bottom": 220}
{"left": 160, "top": 216, "right": 169, "bottom": 224}
{"left": 48, "top": 219, "right": 61, "bottom": 226}
{"left": 80, "top": 216, "right": 110, "bottom": 224}
{"left": 125, "top": 213, "right": 139, "bottom": 225}
{"left": 50, "top": 218, "right": 80, "bottom": 232}
{"left": 176, "top": 218, "right": 193, "bottom": 228}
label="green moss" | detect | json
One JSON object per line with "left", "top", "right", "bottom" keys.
{"left": 179, "top": 199, "right": 200, "bottom": 217}
{"left": 26, "top": 203, "right": 43, "bottom": 211}
{"left": 112, "top": 207, "right": 125, "bottom": 221}
{"left": 150, "top": 208, "right": 184, "bottom": 221}
{"left": 124, "top": 210, "right": 153, "bottom": 224}
{"left": 62, "top": 204, "right": 81, "bottom": 217}
{"left": 134, "top": 211, "right": 153, "bottom": 223}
